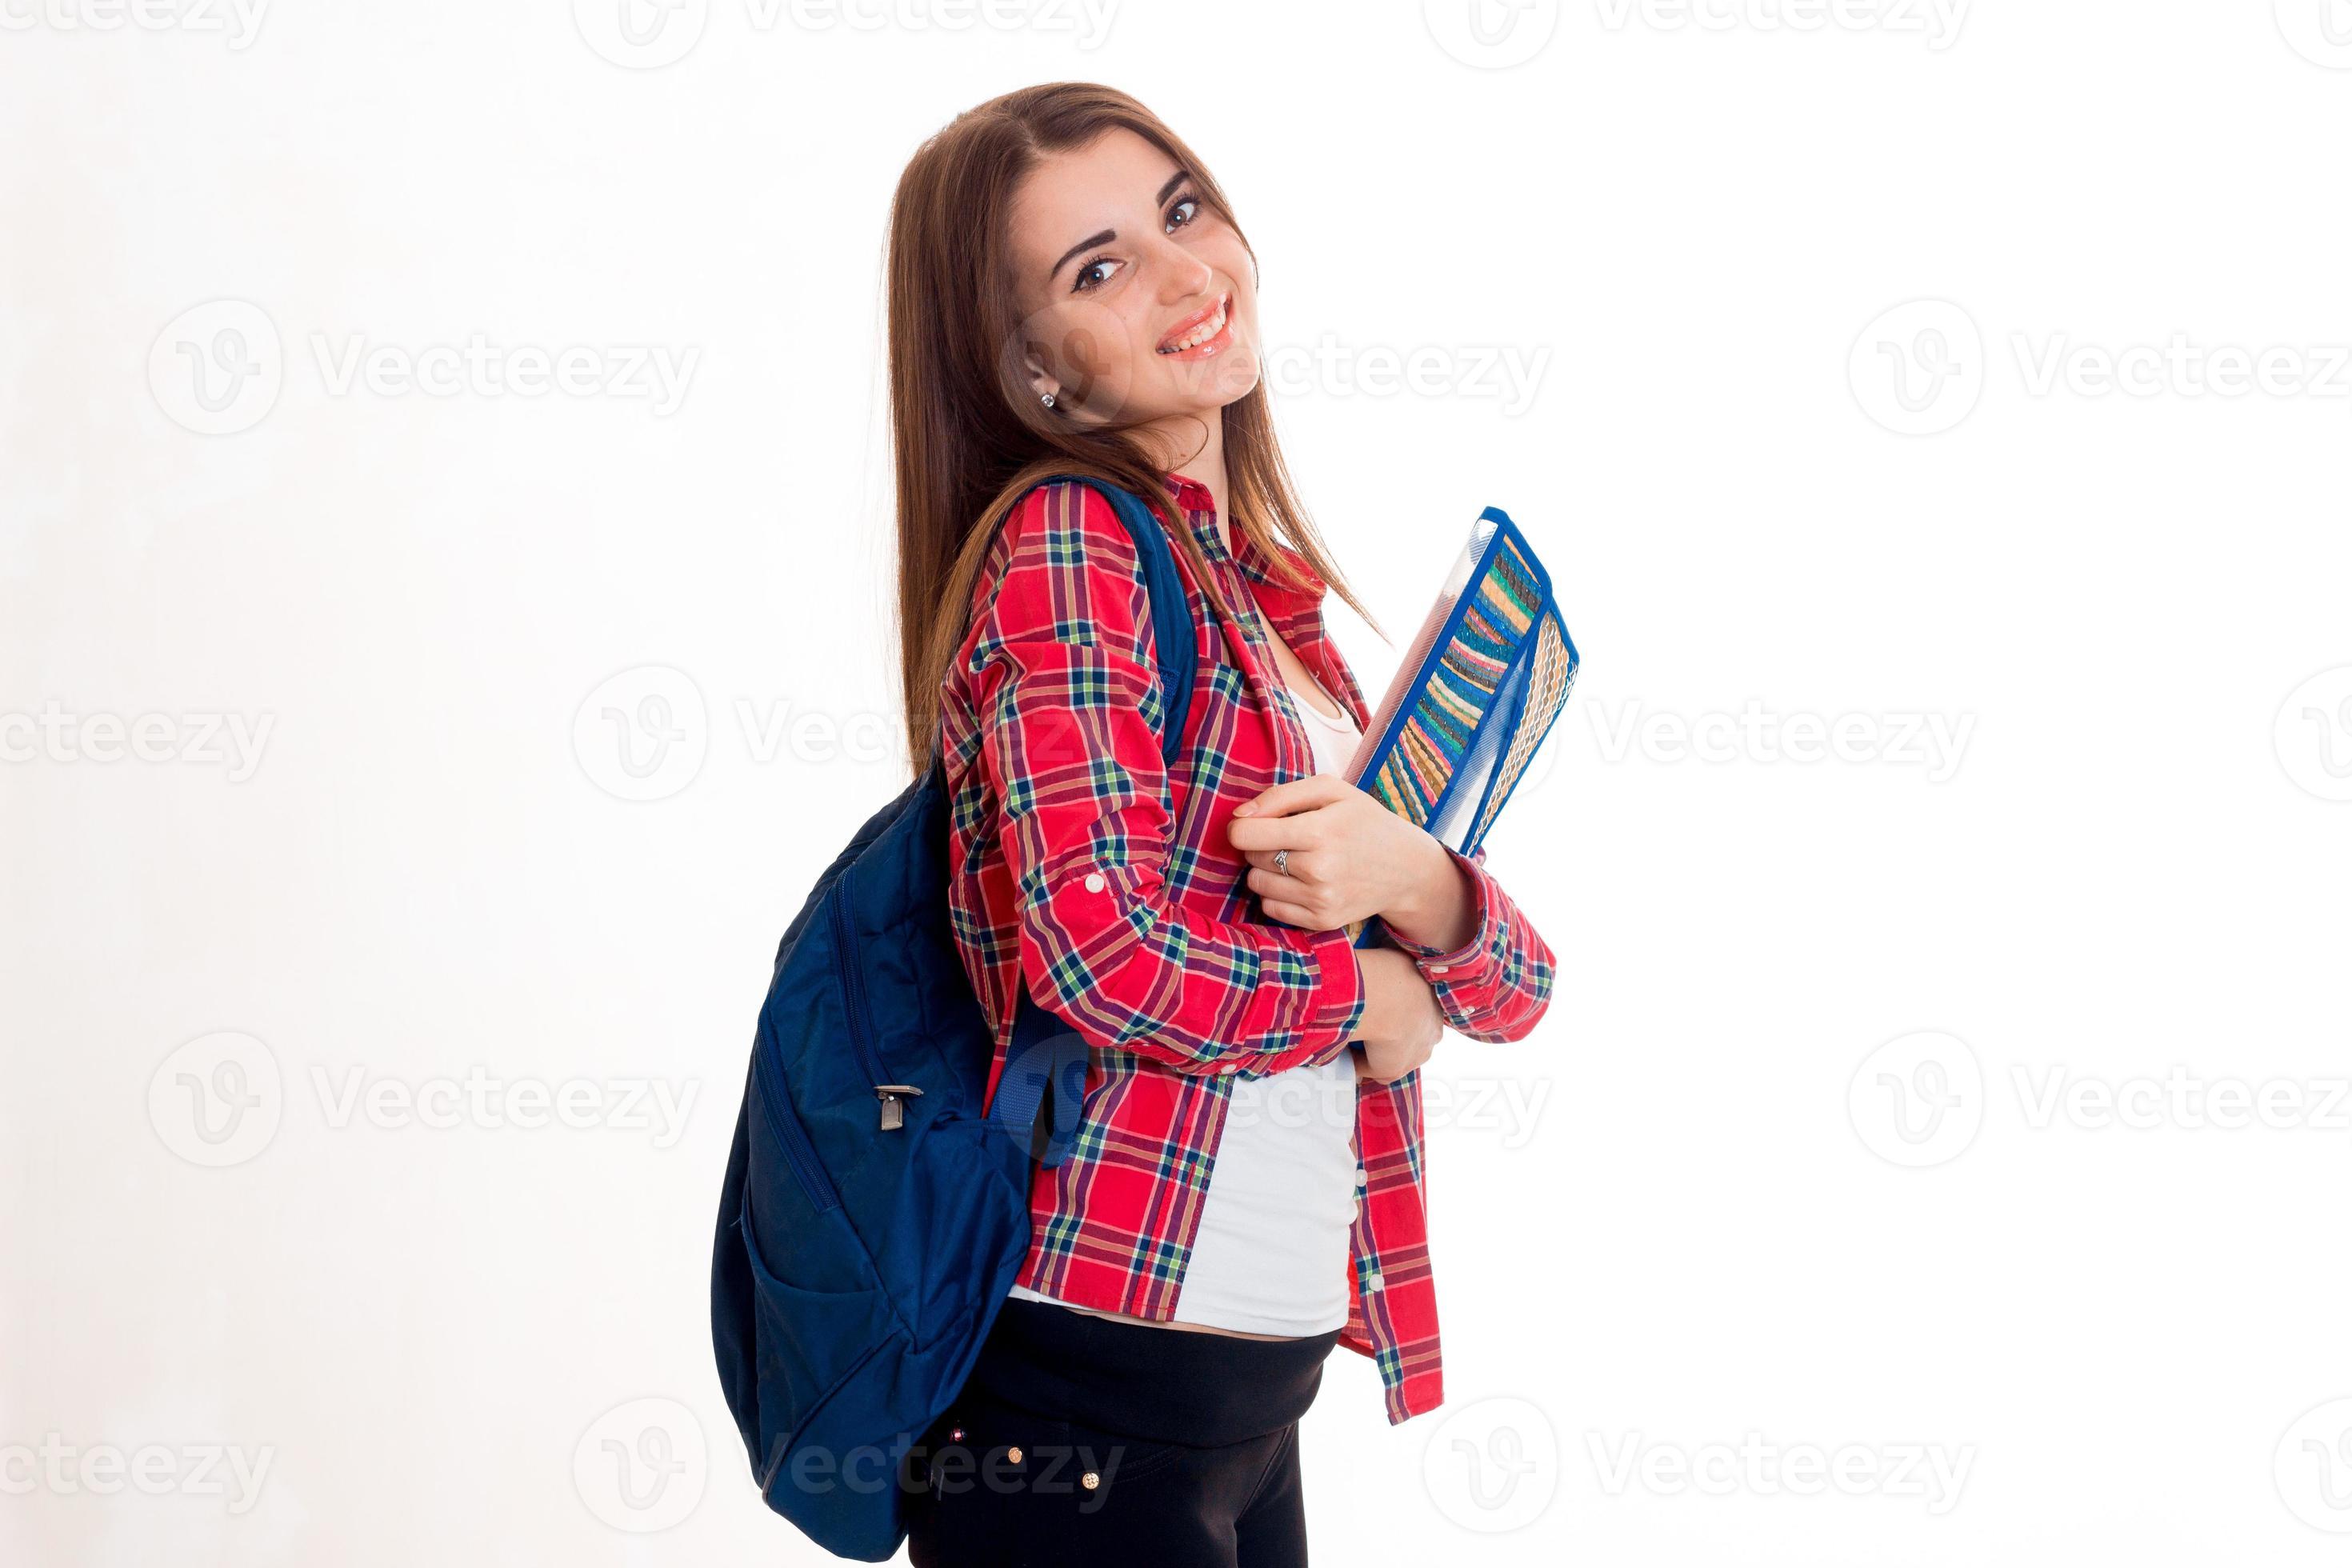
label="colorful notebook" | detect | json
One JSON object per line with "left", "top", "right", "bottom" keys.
{"left": 1341, "top": 506, "right": 1579, "bottom": 948}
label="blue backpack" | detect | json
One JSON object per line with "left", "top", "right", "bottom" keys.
{"left": 710, "top": 476, "right": 1198, "bottom": 1562}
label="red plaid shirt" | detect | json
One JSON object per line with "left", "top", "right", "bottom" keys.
{"left": 938, "top": 474, "right": 1556, "bottom": 1424}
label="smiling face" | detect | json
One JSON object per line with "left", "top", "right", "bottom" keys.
{"left": 1005, "top": 126, "right": 1261, "bottom": 454}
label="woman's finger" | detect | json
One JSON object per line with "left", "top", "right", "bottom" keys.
{"left": 1256, "top": 895, "right": 1320, "bottom": 928}
{"left": 1226, "top": 808, "right": 1332, "bottom": 855}
{"left": 1231, "top": 773, "right": 1350, "bottom": 821}
{"left": 1249, "top": 866, "right": 1328, "bottom": 905}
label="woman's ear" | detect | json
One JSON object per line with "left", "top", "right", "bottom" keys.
{"left": 1020, "top": 347, "right": 1061, "bottom": 411}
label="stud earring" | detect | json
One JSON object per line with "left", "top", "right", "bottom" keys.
{"left": 1040, "top": 392, "right": 1056, "bottom": 409}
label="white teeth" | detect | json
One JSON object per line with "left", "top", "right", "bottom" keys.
{"left": 1162, "top": 296, "right": 1227, "bottom": 353}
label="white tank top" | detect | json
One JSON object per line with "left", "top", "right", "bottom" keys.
{"left": 1010, "top": 660, "right": 1366, "bottom": 1337}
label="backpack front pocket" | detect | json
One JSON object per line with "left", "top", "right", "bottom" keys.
{"left": 735, "top": 1184, "right": 893, "bottom": 1494}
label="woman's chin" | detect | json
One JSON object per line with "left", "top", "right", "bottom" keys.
{"left": 1152, "top": 350, "right": 1262, "bottom": 415}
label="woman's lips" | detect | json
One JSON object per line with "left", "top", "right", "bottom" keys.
{"left": 1157, "top": 292, "right": 1234, "bottom": 359}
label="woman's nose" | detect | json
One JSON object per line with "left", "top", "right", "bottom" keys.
{"left": 1150, "top": 238, "right": 1214, "bottom": 304}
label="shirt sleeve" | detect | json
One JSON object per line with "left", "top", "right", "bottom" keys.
{"left": 963, "top": 480, "right": 1368, "bottom": 1078}
{"left": 1381, "top": 842, "right": 1556, "bottom": 1044}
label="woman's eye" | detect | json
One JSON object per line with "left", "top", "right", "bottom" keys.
{"left": 1074, "top": 257, "right": 1122, "bottom": 293}
{"left": 1166, "top": 196, "right": 1199, "bottom": 231}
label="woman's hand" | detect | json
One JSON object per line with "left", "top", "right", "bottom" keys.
{"left": 1226, "top": 774, "right": 1478, "bottom": 953}
{"left": 1350, "top": 948, "right": 1444, "bottom": 1084}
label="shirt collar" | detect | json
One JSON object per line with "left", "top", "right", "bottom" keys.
{"left": 1162, "top": 471, "right": 1328, "bottom": 602}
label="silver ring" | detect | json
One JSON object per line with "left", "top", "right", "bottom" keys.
{"left": 1273, "top": 848, "right": 1289, "bottom": 878}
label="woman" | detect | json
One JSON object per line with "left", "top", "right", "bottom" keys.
{"left": 889, "top": 83, "right": 1557, "bottom": 1566}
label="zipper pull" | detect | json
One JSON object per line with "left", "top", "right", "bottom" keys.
{"left": 874, "top": 1085, "right": 924, "bottom": 1132}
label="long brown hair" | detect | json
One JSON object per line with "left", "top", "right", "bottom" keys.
{"left": 890, "top": 81, "right": 1385, "bottom": 777}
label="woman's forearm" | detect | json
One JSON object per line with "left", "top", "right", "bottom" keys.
{"left": 1377, "top": 832, "right": 1480, "bottom": 954}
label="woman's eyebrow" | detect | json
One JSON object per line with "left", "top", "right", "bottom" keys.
{"left": 1045, "top": 171, "right": 1194, "bottom": 282}
{"left": 1050, "top": 229, "right": 1115, "bottom": 281}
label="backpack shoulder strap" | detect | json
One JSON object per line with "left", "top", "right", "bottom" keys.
{"left": 1034, "top": 474, "right": 1197, "bottom": 769}
{"left": 986, "top": 475, "right": 1199, "bottom": 1167}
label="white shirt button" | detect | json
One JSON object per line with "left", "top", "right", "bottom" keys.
{"left": 1082, "top": 872, "right": 1106, "bottom": 893}
{"left": 1353, "top": 1166, "right": 1367, "bottom": 1186}
{"left": 1364, "top": 1272, "right": 1385, "bottom": 1292}
{"left": 1429, "top": 964, "right": 1449, "bottom": 974}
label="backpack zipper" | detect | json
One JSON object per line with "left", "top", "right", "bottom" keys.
{"left": 828, "top": 883, "right": 888, "bottom": 1083}
{"left": 750, "top": 1030, "right": 842, "bottom": 1213}
{"left": 828, "top": 882, "right": 923, "bottom": 1130}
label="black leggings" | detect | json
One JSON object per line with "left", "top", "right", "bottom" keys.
{"left": 902, "top": 1298, "right": 1341, "bottom": 1567}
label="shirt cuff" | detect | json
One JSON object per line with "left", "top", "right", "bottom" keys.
{"left": 1292, "top": 924, "right": 1367, "bottom": 1069}
{"left": 1383, "top": 845, "right": 1502, "bottom": 986}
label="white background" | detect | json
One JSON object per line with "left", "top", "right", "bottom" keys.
{"left": 6, "top": 1, "right": 2352, "bottom": 1563}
